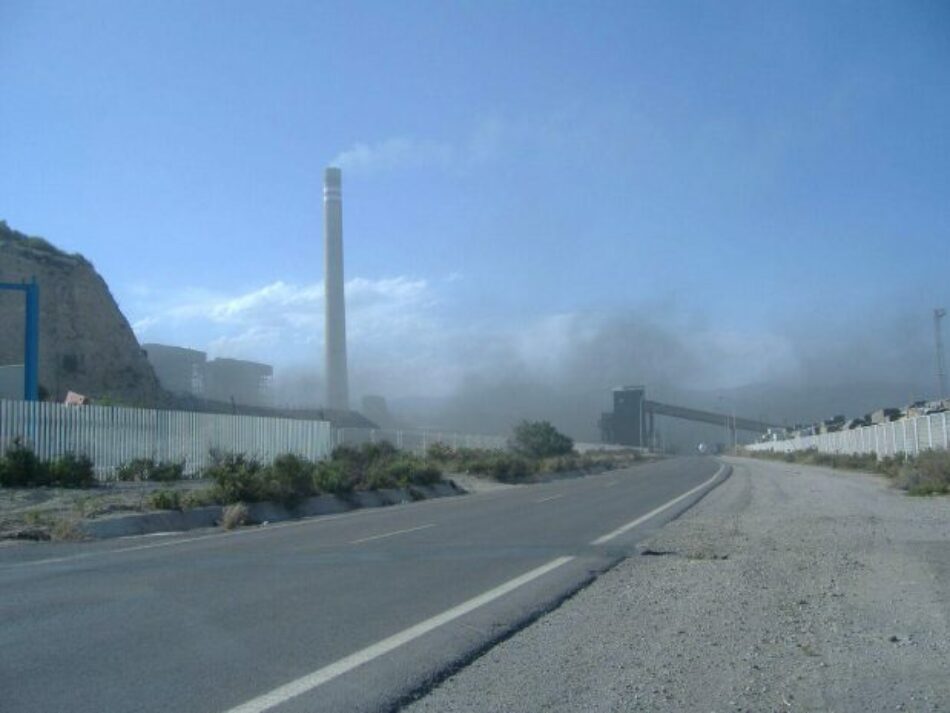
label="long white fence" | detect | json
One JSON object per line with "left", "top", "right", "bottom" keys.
{"left": 332, "top": 427, "right": 507, "bottom": 453}
{"left": 0, "top": 400, "right": 333, "bottom": 477}
{"left": 0, "top": 400, "right": 516, "bottom": 480}
{"left": 746, "top": 412, "right": 950, "bottom": 458}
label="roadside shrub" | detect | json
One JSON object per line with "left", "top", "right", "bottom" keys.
{"left": 116, "top": 458, "right": 153, "bottom": 482}
{"left": 365, "top": 457, "right": 443, "bottom": 489}
{"left": 263, "top": 453, "right": 315, "bottom": 507}
{"left": 538, "top": 454, "right": 580, "bottom": 474}
{"left": 221, "top": 503, "right": 249, "bottom": 530}
{"left": 877, "top": 454, "right": 908, "bottom": 479}
{"left": 50, "top": 517, "right": 85, "bottom": 541}
{"left": 205, "top": 452, "right": 265, "bottom": 504}
{"left": 149, "top": 460, "right": 185, "bottom": 482}
{"left": 425, "top": 442, "right": 456, "bottom": 462}
{"left": 895, "top": 450, "right": 950, "bottom": 495}
{"left": 48, "top": 453, "right": 96, "bottom": 488}
{"left": 312, "top": 460, "right": 352, "bottom": 494}
{"left": 510, "top": 420, "right": 574, "bottom": 458}
{"left": 410, "top": 462, "right": 442, "bottom": 486}
{"left": 180, "top": 488, "right": 218, "bottom": 509}
{"left": 116, "top": 458, "right": 184, "bottom": 482}
{"left": 0, "top": 439, "right": 49, "bottom": 487}
{"left": 467, "top": 453, "right": 534, "bottom": 482}
{"left": 148, "top": 489, "right": 181, "bottom": 510}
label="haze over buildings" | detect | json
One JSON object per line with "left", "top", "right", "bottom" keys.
{"left": 2, "top": 3, "right": 947, "bottom": 443}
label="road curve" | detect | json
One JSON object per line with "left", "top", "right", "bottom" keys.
{"left": 0, "top": 456, "right": 726, "bottom": 713}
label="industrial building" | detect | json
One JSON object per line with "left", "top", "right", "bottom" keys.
{"left": 142, "top": 344, "right": 206, "bottom": 396}
{"left": 204, "top": 357, "right": 273, "bottom": 407}
{"left": 600, "top": 385, "right": 777, "bottom": 449}
{"left": 143, "top": 344, "right": 273, "bottom": 408}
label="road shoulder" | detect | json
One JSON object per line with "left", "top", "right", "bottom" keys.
{"left": 403, "top": 457, "right": 950, "bottom": 712}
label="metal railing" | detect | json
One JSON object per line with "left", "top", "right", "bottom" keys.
{"left": 746, "top": 412, "right": 949, "bottom": 458}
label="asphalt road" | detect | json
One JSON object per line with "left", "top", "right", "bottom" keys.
{"left": 0, "top": 457, "right": 726, "bottom": 713}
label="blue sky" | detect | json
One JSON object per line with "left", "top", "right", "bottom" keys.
{"left": 2, "top": 0, "right": 948, "bottom": 404}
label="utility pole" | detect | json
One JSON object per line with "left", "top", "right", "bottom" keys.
{"left": 936, "top": 308, "right": 947, "bottom": 400}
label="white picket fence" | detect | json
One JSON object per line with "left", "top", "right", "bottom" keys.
{"left": 746, "top": 412, "right": 950, "bottom": 458}
{"left": 0, "top": 400, "right": 332, "bottom": 478}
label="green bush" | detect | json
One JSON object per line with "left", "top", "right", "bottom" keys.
{"left": 116, "top": 458, "right": 184, "bottom": 482}
{"left": 312, "top": 460, "right": 353, "bottom": 494}
{"left": 425, "top": 442, "right": 456, "bottom": 462}
{"left": 0, "top": 439, "right": 49, "bottom": 487}
{"left": 205, "top": 452, "right": 265, "bottom": 504}
{"left": 467, "top": 452, "right": 534, "bottom": 482}
{"left": 510, "top": 420, "right": 574, "bottom": 458}
{"left": 148, "top": 489, "right": 181, "bottom": 510}
{"left": 116, "top": 458, "right": 151, "bottom": 482}
{"left": 895, "top": 450, "right": 950, "bottom": 495}
{"left": 365, "top": 457, "right": 442, "bottom": 489}
{"left": 263, "top": 453, "right": 315, "bottom": 506}
{"left": 180, "top": 488, "right": 218, "bottom": 509}
{"left": 48, "top": 453, "right": 96, "bottom": 488}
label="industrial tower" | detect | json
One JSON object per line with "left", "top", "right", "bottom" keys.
{"left": 324, "top": 167, "right": 350, "bottom": 411}
{"left": 936, "top": 307, "right": 947, "bottom": 400}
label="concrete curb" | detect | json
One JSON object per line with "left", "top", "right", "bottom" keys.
{"left": 80, "top": 481, "right": 463, "bottom": 540}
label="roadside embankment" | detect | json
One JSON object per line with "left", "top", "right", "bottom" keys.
{"left": 404, "top": 456, "right": 950, "bottom": 713}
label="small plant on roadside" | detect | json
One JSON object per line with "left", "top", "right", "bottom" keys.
{"left": 312, "top": 460, "right": 352, "bottom": 494}
{"left": 262, "top": 453, "right": 316, "bottom": 507}
{"left": 0, "top": 438, "right": 49, "bottom": 487}
{"left": 148, "top": 489, "right": 182, "bottom": 510}
{"left": 50, "top": 517, "right": 85, "bottom": 541}
{"left": 425, "top": 442, "right": 456, "bottom": 462}
{"left": 48, "top": 453, "right": 96, "bottom": 488}
{"left": 895, "top": 450, "right": 950, "bottom": 496}
{"left": 510, "top": 420, "right": 574, "bottom": 459}
{"left": 116, "top": 458, "right": 184, "bottom": 482}
{"left": 221, "top": 503, "right": 250, "bottom": 530}
{"left": 180, "top": 488, "right": 218, "bottom": 509}
{"left": 205, "top": 452, "right": 265, "bottom": 504}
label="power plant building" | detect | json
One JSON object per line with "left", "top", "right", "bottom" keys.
{"left": 143, "top": 343, "right": 273, "bottom": 407}
{"left": 142, "top": 344, "right": 207, "bottom": 396}
{"left": 600, "top": 385, "right": 646, "bottom": 447}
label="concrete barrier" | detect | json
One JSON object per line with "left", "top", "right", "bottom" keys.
{"left": 79, "top": 482, "right": 464, "bottom": 540}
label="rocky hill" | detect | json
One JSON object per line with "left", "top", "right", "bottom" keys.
{"left": 0, "top": 221, "right": 164, "bottom": 404}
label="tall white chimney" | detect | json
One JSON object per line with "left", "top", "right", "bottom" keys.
{"left": 324, "top": 167, "right": 350, "bottom": 411}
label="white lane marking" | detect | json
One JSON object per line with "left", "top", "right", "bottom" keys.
{"left": 590, "top": 464, "right": 726, "bottom": 545}
{"left": 535, "top": 494, "right": 564, "bottom": 503}
{"left": 221, "top": 556, "right": 575, "bottom": 713}
{"left": 349, "top": 523, "right": 435, "bottom": 544}
{"left": 221, "top": 463, "right": 729, "bottom": 713}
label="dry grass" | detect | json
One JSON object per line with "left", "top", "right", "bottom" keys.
{"left": 221, "top": 503, "right": 249, "bottom": 530}
{"left": 50, "top": 517, "right": 85, "bottom": 541}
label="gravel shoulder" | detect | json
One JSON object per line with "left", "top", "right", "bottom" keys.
{"left": 404, "top": 456, "right": 950, "bottom": 713}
